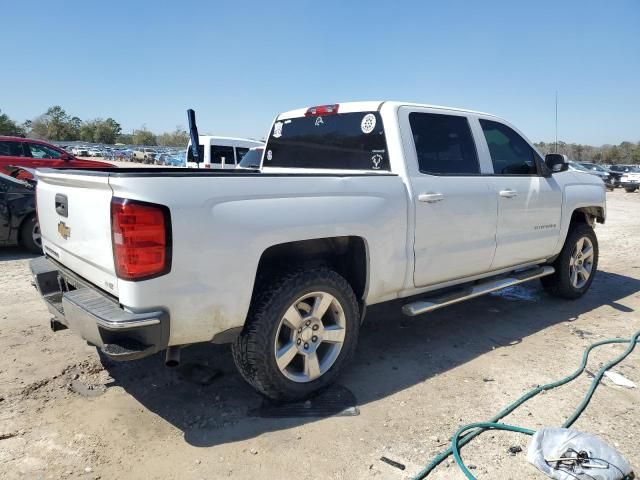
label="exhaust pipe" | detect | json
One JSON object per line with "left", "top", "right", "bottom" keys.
{"left": 165, "top": 346, "right": 181, "bottom": 367}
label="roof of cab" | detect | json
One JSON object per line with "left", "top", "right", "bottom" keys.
{"left": 194, "top": 135, "right": 264, "bottom": 145}
{"left": 276, "top": 101, "right": 499, "bottom": 120}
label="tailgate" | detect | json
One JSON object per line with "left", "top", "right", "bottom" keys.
{"left": 36, "top": 170, "right": 119, "bottom": 296}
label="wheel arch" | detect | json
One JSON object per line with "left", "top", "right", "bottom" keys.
{"left": 252, "top": 236, "right": 370, "bottom": 313}
{"left": 571, "top": 206, "right": 605, "bottom": 227}
{"left": 549, "top": 205, "right": 604, "bottom": 263}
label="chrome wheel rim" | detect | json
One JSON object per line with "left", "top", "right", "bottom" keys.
{"left": 274, "top": 291, "right": 346, "bottom": 383}
{"left": 570, "top": 236, "right": 594, "bottom": 289}
{"left": 32, "top": 222, "right": 42, "bottom": 249}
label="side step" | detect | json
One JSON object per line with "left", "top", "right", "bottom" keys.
{"left": 402, "top": 266, "right": 554, "bottom": 316}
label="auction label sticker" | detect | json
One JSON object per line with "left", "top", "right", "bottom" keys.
{"left": 361, "top": 114, "right": 376, "bottom": 134}
{"left": 273, "top": 122, "right": 283, "bottom": 138}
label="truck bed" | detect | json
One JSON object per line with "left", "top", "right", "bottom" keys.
{"left": 35, "top": 167, "right": 408, "bottom": 346}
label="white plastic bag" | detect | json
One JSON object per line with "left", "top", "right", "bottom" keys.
{"left": 527, "top": 427, "right": 634, "bottom": 480}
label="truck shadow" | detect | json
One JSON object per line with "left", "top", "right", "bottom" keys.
{"left": 102, "top": 269, "right": 640, "bottom": 448}
{"left": 0, "top": 247, "right": 40, "bottom": 261}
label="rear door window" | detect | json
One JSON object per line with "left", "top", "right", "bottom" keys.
{"left": 0, "top": 140, "right": 25, "bottom": 157}
{"left": 408, "top": 112, "right": 480, "bottom": 175}
{"left": 211, "top": 145, "right": 235, "bottom": 165}
{"left": 264, "top": 112, "right": 389, "bottom": 170}
{"left": 480, "top": 120, "right": 538, "bottom": 175}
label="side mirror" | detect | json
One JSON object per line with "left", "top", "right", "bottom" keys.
{"left": 60, "top": 153, "right": 73, "bottom": 161}
{"left": 545, "top": 153, "right": 568, "bottom": 173}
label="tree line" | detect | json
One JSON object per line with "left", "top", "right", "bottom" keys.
{"left": 535, "top": 141, "right": 640, "bottom": 165}
{"left": 0, "top": 106, "right": 189, "bottom": 147}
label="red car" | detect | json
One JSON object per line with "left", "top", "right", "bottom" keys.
{"left": 0, "top": 137, "right": 114, "bottom": 174}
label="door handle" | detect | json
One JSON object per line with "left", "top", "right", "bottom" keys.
{"left": 499, "top": 189, "right": 518, "bottom": 198}
{"left": 418, "top": 193, "right": 444, "bottom": 203}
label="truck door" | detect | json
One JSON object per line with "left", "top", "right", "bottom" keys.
{"left": 399, "top": 107, "right": 498, "bottom": 287}
{"left": 475, "top": 118, "right": 562, "bottom": 269}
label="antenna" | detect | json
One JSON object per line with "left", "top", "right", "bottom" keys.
{"left": 554, "top": 90, "right": 558, "bottom": 153}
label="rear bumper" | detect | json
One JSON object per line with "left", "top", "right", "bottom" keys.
{"left": 30, "top": 256, "right": 169, "bottom": 361}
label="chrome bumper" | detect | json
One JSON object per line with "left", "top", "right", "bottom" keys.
{"left": 29, "top": 256, "right": 169, "bottom": 361}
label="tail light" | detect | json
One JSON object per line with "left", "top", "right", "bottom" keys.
{"left": 305, "top": 104, "right": 339, "bottom": 116}
{"left": 111, "top": 197, "right": 172, "bottom": 280}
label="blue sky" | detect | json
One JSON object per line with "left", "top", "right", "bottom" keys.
{"left": 2, "top": 0, "right": 638, "bottom": 145}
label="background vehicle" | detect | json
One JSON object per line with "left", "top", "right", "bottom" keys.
{"left": 0, "top": 137, "right": 113, "bottom": 170}
{"left": 71, "top": 146, "right": 90, "bottom": 157}
{"left": 87, "top": 147, "right": 103, "bottom": 157}
{"left": 618, "top": 165, "right": 640, "bottom": 192}
{"left": 236, "top": 146, "right": 264, "bottom": 169}
{"left": 155, "top": 151, "right": 186, "bottom": 167}
{"left": 31, "top": 101, "right": 606, "bottom": 401}
{"left": 579, "top": 162, "right": 618, "bottom": 189}
{"left": 132, "top": 147, "right": 158, "bottom": 163}
{"left": 568, "top": 161, "right": 612, "bottom": 190}
{"left": 186, "top": 136, "right": 263, "bottom": 169}
{"left": 0, "top": 166, "right": 40, "bottom": 252}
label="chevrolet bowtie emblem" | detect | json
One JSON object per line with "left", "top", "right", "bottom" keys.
{"left": 57, "top": 221, "right": 71, "bottom": 240}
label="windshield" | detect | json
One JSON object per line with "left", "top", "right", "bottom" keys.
{"left": 238, "top": 148, "right": 263, "bottom": 169}
{"left": 263, "top": 111, "right": 389, "bottom": 170}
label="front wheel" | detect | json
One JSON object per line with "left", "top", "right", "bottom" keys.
{"left": 232, "top": 267, "right": 360, "bottom": 401}
{"left": 541, "top": 223, "right": 598, "bottom": 299}
{"left": 625, "top": 187, "right": 638, "bottom": 193}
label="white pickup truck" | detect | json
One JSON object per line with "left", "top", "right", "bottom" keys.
{"left": 31, "top": 101, "right": 606, "bottom": 401}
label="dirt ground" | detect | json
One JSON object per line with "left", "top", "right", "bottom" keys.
{"left": 1, "top": 190, "right": 638, "bottom": 480}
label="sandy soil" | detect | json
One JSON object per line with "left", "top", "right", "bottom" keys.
{"left": 1, "top": 190, "right": 638, "bottom": 480}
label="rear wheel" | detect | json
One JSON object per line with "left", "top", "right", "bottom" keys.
{"left": 624, "top": 187, "right": 638, "bottom": 193}
{"left": 232, "top": 267, "right": 359, "bottom": 401}
{"left": 19, "top": 214, "right": 42, "bottom": 253}
{"left": 541, "top": 223, "right": 598, "bottom": 299}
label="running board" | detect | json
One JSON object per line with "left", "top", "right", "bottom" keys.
{"left": 402, "top": 266, "right": 555, "bottom": 317}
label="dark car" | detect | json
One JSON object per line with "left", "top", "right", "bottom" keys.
{"left": 0, "top": 136, "right": 115, "bottom": 171}
{"left": 0, "top": 166, "right": 40, "bottom": 253}
{"left": 579, "top": 162, "right": 617, "bottom": 189}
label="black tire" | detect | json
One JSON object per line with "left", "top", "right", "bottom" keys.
{"left": 541, "top": 223, "right": 598, "bottom": 299}
{"left": 232, "top": 267, "right": 360, "bottom": 401}
{"left": 19, "top": 214, "right": 42, "bottom": 253}
{"left": 624, "top": 187, "right": 637, "bottom": 193}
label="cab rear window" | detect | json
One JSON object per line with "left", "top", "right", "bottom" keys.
{"left": 264, "top": 112, "right": 389, "bottom": 171}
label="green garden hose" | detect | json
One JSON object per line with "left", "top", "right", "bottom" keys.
{"left": 412, "top": 329, "right": 640, "bottom": 480}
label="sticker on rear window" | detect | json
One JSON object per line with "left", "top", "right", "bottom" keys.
{"left": 266, "top": 150, "right": 273, "bottom": 161}
{"left": 273, "top": 122, "right": 283, "bottom": 138}
{"left": 361, "top": 114, "right": 376, "bottom": 134}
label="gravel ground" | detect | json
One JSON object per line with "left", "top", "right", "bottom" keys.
{"left": 1, "top": 190, "right": 638, "bottom": 480}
